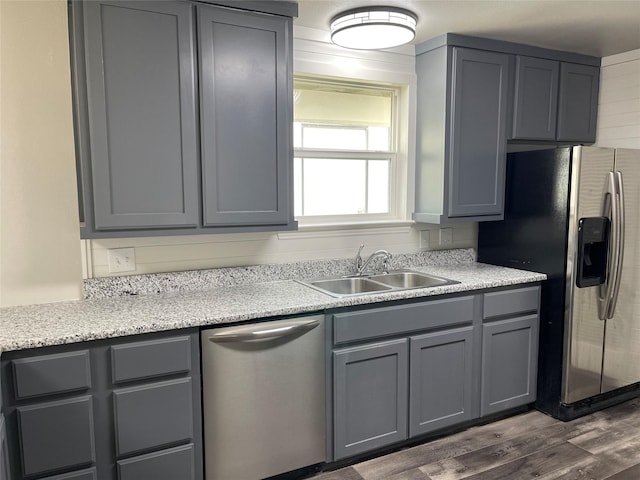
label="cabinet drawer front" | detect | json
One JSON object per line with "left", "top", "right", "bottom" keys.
{"left": 18, "top": 396, "right": 95, "bottom": 477}
{"left": 483, "top": 286, "right": 540, "bottom": 319}
{"left": 117, "top": 444, "right": 195, "bottom": 480}
{"left": 334, "top": 296, "right": 475, "bottom": 344}
{"left": 12, "top": 350, "right": 91, "bottom": 399}
{"left": 113, "top": 378, "right": 194, "bottom": 456}
{"left": 41, "top": 468, "right": 97, "bottom": 480}
{"left": 111, "top": 336, "right": 191, "bottom": 384}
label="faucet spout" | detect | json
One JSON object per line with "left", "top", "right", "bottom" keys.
{"left": 355, "top": 247, "right": 392, "bottom": 276}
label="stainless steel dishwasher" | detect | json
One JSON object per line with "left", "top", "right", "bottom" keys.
{"left": 201, "top": 315, "right": 326, "bottom": 480}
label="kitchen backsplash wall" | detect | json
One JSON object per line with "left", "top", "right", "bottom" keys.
{"left": 84, "top": 223, "right": 477, "bottom": 278}
{"left": 595, "top": 49, "right": 640, "bottom": 149}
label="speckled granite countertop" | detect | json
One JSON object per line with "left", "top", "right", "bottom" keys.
{"left": 0, "top": 250, "right": 545, "bottom": 353}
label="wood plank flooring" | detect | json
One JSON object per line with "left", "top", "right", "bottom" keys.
{"left": 312, "top": 398, "right": 640, "bottom": 480}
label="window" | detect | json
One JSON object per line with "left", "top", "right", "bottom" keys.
{"left": 293, "top": 78, "right": 401, "bottom": 224}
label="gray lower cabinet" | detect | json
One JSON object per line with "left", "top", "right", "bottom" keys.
{"left": 414, "top": 46, "right": 509, "bottom": 223}
{"left": 331, "top": 295, "right": 477, "bottom": 461}
{"left": 333, "top": 339, "right": 409, "bottom": 460}
{"left": 511, "top": 55, "right": 599, "bottom": 143}
{"left": 331, "top": 285, "right": 540, "bottom": 461}
{"left": 481, "top": 287, "right": 540, "bottom": 416}
{"left": 116, "top": 444, "right": 195, "bottom": 480}
{"left": 73, "top": 0, "right": 296, "bottom": 237}
{"left": 1, "top": 415, "right": 9, "bottom": 480}
{"left": 409, "top": 327, "right": 474, "bottom": 437}
{"left": 0, "top": 331, "right": 202, "bottom": 480}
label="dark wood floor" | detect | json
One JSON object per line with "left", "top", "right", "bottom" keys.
{"left": 313, "top": 398, "right": 640, "bottom": 480}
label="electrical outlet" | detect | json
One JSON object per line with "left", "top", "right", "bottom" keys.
{"left": 439, "top": 228, "right": 453, "bottom": 246}
{"left": 108, "top": 247, "right": 136, "bottom": 273}
{"left": 419, "top": 230, "right": 430, "bottom": 250}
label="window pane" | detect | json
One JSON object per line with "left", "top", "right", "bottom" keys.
{"left": 367, "top": 127, "right": 390, "bottom": 151}
{"left": 294, "top": 157, "right": 302, "bottom": 217}
{"left": 302, "top": 126, "right": 367, "bottom": 150}
{"left": 302, "top": 159, "right": 366, "bottom": 215}
{"left": 293, "top": 122, "right": 302, "bottom": 149}
{"left": 368, "top": 160, "right": 390, "bottom": 214}
{"left": 294, "top": 82, "right": 392, "bottom": 130}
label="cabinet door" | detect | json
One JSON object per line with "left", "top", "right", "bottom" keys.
{"left": 84, "top": 1, "right": 199, "bottom": 230}
{"left": 333, "top": 339, "right": 408, "bottom": 460}
{"left": 409, "top": 327, "right": 474, "bottom": 437}
{"left": 557, "top": 63, "right": 600, "bottom": 143}
{"left": 198, "top": 5, "right": 292, "bottom": 227}
{"left": 512, "top": 56, "right": 559, "bottom": 140}
{"left": 449, "top": 48, "right": 509, "bottom": 218}
{"left": 0, "top": 415, "right": 9, "bottom": 480}
{"left": 481, "top": 315, "right": 539, "bottom": 416}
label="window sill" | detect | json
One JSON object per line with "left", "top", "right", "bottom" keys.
{"left": 277, "top": 220, "right": 415, "bottom": 239}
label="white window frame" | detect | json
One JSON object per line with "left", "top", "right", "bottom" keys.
{"left": 293, "top": 76, "right": 406, "bottom": 227}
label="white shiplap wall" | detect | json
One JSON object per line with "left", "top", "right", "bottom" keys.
{"left": 84, "top": 27, "right": 476, "bottom": 278}
{"left": 595, "top": 49, "right": 640, "bottom": 149}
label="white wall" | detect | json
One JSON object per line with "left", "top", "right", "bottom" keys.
{"left": 595, "top": 49, "right": 640, "bottom": 148}
{"left": 0, "top": 0, "right": 84, "bottom": 306}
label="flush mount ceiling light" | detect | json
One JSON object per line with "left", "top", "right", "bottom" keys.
{"left": 330, "top": 6, "right": 418, "bottom": 50}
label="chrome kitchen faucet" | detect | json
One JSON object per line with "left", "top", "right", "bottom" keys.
{"left": 355, "top": 244, "right": 392, "bottom": 276}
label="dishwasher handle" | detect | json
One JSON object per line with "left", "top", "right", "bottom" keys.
{"left": 208, "top": 318, "right": 320, "bottom": 343}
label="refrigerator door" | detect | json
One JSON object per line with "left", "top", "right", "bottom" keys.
{"left": 563, "top": 146, "right": 615, "bottom": 404}
{"left": 602, "top": 148, "right": 640, "bottom": 392}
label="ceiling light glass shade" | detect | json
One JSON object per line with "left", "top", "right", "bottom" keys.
{"left": 330, "top": 7, "right": 417, "bottom": 50}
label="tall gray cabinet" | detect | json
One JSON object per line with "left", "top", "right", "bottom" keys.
{"left": 72, "top": 0, "right": 297, "bottom": 238}
{"left": 414, "top": 46, "right": 509, "bottom": 224}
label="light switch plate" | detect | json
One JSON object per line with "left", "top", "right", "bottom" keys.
{"left": 108, "top": 247, "right": 136, "bottom": 273}
{"left": 439, "top": 228, "right": 453, "bottom": 246}
{"left": 419, "top": 230, "right": 430, "bottom": 250}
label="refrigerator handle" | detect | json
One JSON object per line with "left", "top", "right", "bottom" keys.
{"left": 598, "top": 172, "right": 619, "bottom": 320}
{"left": 607, "top": 171, "right": 625, "bottom": 319}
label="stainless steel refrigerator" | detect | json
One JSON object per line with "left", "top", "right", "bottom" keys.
{"left": 478, "top": 146, "right": 640, "bottom": 420}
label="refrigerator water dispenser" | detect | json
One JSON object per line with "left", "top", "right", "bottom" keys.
{"left": 576, "top": 216, "right": 609, "bottom": 288}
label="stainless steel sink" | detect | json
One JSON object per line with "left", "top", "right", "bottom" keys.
{"left": 369, "top": 271, "right": 452, "bottom": 289}
{"left": 297, "top": 270, "right": 458, "bottom": 297}
{"left": 304, "top": 277, "right": 393, "bottom": 296}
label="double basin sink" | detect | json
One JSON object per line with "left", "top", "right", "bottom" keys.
{"left": 297, "top": 270, "right": 459, "bottom": 298}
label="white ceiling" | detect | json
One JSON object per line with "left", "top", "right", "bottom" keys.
{"left": 294, "top": 0, "right": 640, "bottom": 58}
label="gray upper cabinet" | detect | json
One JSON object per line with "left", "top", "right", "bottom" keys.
{"left": 414, "top": 34, "right": 600, "bottom": 224}
{"left": 83, "top": 1, "right": 199, "bottom": 230}
{"left": 73, "top": 0, "right": 297, "bottom": 237}
{"left": 557, "top": 63, "right": 600, "bottom": 143}
{"left": 198, "top": 5, "right": 291, "bottom": 227}
{"left": 512, "top": 56, "right": 559, "bottom": 141}
{"left": 414, "top": 46, "right": 509, "bottom": 223}
{"left": 511, "top": 56, "right": 599, "bottom": 143}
